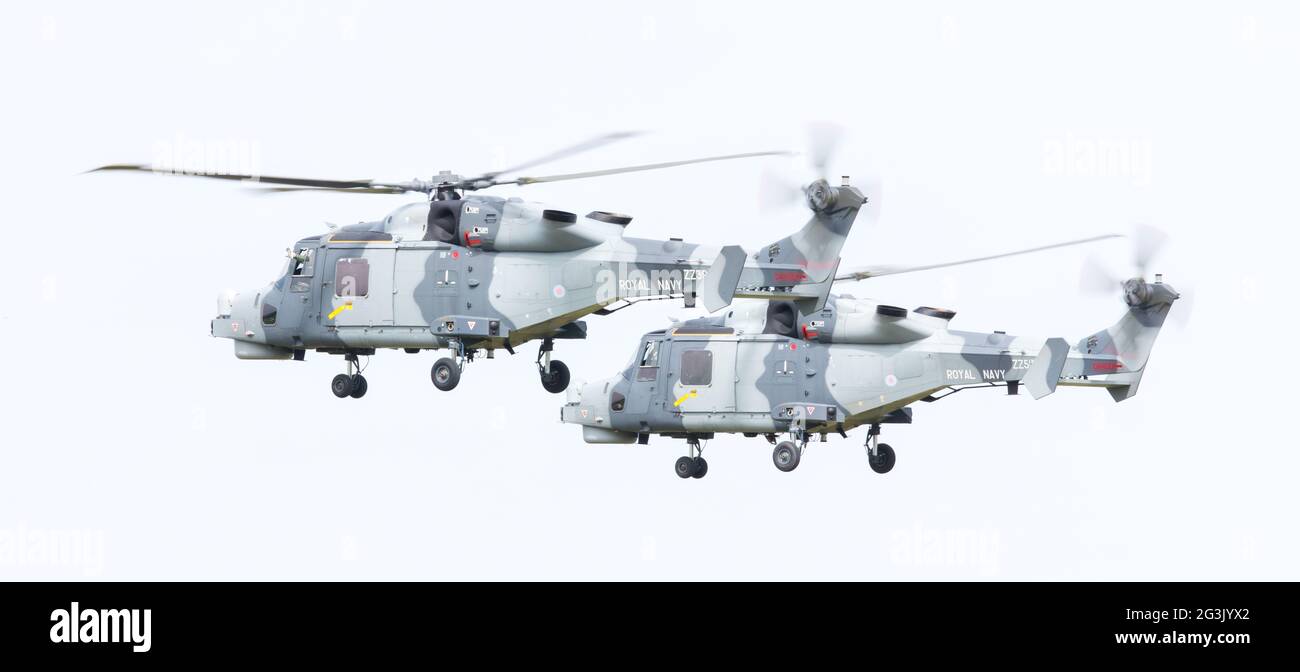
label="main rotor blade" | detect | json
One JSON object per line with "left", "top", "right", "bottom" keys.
{"left": 87, "top": 164, "right": 404, "bottom": 191}
{"left": 835, "top": 234, "right": 1122, "bottom": 282}
{"left": 496, "top": 150, "right": 793, "bottom": 188}
{"left": 476, "top": 131, "right": 645, "bottom": 181}
{"left": 251, "top": 185, "right": 410, "bottom": 195}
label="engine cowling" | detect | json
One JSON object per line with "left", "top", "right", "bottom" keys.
{"left": 800, "top": 297, "right": 941, "bottom": 345}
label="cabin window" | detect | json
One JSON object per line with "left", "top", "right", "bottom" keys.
{"left": 261, "top": 301, "right": 277, "bottom": 326}
{"left": 680, "top": 350, "right": 713, "bottom": 386}
{"left": 335, "top": 258, "right": 369, "bottom": 298}
{"left": 636, "top": 339, "right": 661, "bottom": 381}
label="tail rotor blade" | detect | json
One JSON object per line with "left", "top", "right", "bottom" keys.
{"left": 1080, "top": 254, "right": 1121, "bottom": 295}
{"left": 807, "top": 121, "right": 844, "bottom": 177}
{"left": 759, "top": 168, "right": 803, "bottom": 211}
{"left": 1132, "top": 224, "right": 1168, "bottom": 275}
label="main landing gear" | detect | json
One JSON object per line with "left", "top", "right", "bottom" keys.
{"left": 430, "top": 357, "right": 461, "bottom": 391}
{"left": 331, "top": 353, "right": 368, "bottom": 399}
{"left": 865, "top": 424, "right": 896, "bottom": 474}
{"left": 537, "top": 338, "right": 570, "bottom": 394}
{"left": 772, "top": 440, "right": 802, "bottom": 472}
{"left": 430, "top": 340, "right": 469, "bottom": 392}
{"left": 674, "top": 438, "right": 708, "bottom": 479}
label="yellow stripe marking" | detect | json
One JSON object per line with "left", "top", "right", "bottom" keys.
{"left": 673, "top": 390, "right": 698, "bottom": 407}
{"left": 328, "top": 302, "right": 354, "bottom": 320}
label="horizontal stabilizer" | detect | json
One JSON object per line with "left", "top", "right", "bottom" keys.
{"left": 700, "top": 245, "right": 746, "bottom": 312}
{"left": 1024, "top": 337, "right": 1069, "bottom": 400}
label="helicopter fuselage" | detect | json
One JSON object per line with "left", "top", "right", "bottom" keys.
{"left": 562, "top": 285, "right": 1178, "bottom": 445}
{"left": 211, "top": 195, "right": 724, "bottom": 359}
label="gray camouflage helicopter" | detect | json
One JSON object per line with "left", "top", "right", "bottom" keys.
{"left": 561, "top": 179, "right": 1179, "bottom": 478}
{"left": 92, "top": 133, "right": 854, "bottom": 398}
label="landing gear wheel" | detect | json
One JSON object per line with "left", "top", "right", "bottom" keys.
{"left": 431, "top": 358, "right": 461, "bottom": 392}
{"left": 540, "top": 360, "right": 571, "bottom": 394}
{"left": 691, "top": 457, "right": 709, "bottom": 479}
{"left": 331, "top": 374, "right": 353, "bottom": 399}
{"left": 348, "top": 374, "right": 368, "bottom": 399}
{"left": 773, "top": 441, "right": 801, "bottom": 472}
{"left": 674, "top": 456, "right": 698, "bottom": 479}
{"left": 869, "top": 443, "right": 896, "bottom": 474}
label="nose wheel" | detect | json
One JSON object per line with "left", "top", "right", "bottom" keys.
{"left": 674, "top": 440, "right": 708, "bottom": 479}
{"left": 331, "top": 354, "right": 368, "bottom": 399}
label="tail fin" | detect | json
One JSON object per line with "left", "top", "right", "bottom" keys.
{"left": 1077, "top": 278, "right": 1179, "bottom": 401}
{"left": 723, "top": 179, "right": 864, "bottom": 312}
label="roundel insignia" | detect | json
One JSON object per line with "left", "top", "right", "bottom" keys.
{"left": 580, "top": 408, "right": 589, "bottom": 418}
{"left": 553, "top": 285, "right": 566, "bottom": 298}
{"left": 885, "top": 374, "right": 898, "bottom": 387}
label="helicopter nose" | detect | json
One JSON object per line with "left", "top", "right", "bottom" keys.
{"left": 216, "top": 289, "right": 237, "bottom": 318}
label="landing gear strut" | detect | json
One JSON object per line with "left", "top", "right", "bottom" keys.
{"left": 331, "top": 354, "right": 368, "bottom": 399}
{"left": 674, "top": 438, "right": 708, "bottom": 479}
{"left": 865, "top": 424, "right": 896, "bottom": 474}
{"left": 537, "top": 338, "right": 570, "bottom": 394}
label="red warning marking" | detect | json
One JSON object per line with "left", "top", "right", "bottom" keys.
{"left": 1093, "top": 361, "right": 1123, "bottom": 371}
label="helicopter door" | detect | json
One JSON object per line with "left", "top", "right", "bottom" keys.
{"left": 735, "top": 339, "right": 802, "bottom": 413}
{"left": 393, "top": 248, "right": 462, "bottom": 327}
{"left": 326, "top": 248, "right": 395, "bottom": 328}
{"left": 668, "top": 340, "right": 737, "bottom": 414}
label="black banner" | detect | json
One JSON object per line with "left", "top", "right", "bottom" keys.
{"left": 0, "top": 582, "right": 1288, "bottom": 661}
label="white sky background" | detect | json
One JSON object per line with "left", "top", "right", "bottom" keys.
{"left": 1, "top": 1, "right": 1296, "bottom": 580}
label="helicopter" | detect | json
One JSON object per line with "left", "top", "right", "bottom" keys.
{"left": 560, "top": 178, "right": 1180, "bottom": 479}
{"left": 91, "top": 133, "right": 864, "bottom": 398}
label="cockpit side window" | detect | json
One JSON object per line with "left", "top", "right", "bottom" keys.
{"left": 288, "top": 247, "right": 315, "bottom": 293}
{"left": 636, "top": 339, "right": 661, "bottom": 381}
{"left": 291, "top": 247, "right": 315, "bottom": 277}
